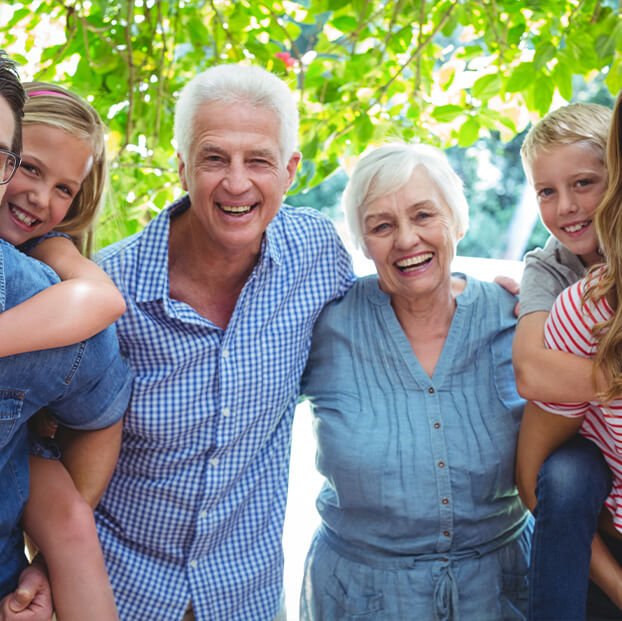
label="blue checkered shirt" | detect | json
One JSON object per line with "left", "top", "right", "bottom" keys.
{"left": 94, "top": 196, "right": 354, "bottom": 621}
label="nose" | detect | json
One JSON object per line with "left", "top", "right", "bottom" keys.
{"left": 26, "top": 181, "right": 50, "bottom": 210}
{"left": 395, "top": 222, "right": 420, "bottom": 250}
{"left": 557, "top": 188, "right": 578, "bottom": 216}
{"left": 222, "top": 160, "right": 252, "bottom": 195}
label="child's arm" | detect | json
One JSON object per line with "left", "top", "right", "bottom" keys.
{"left": 23, "top": 457, "right": 119, "bottom": 621}
{"left": 512, "top": 311, "right": 607, "bottom": 402}
{"left": 590, "top": 533, "right": 622, "bottom": 610}
{"left": 515, "top": 400, "right": 583, "bottom": 510}
{"left": 55, "top": 419, "right": 123, "bottom": 508}
{"left": 0, "top": 236, "right": 125, "bottom": 357}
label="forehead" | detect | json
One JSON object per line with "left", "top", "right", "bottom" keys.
{"left": 531, "top": 142, "right": 604, "bottom": 180}
{"left": 0, "top": 95, "right": 16, "bottom": 150}
{"left": 365, "top": 166, "right": 448, "bottom": 215}
{"left": 190, "top": 100, "right": 282, "bottom": 158}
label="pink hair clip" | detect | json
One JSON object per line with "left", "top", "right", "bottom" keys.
{"left": 28, "top": 90, "right": 71, "bottom": 98}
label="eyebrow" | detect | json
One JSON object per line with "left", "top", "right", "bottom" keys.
{"left": 198, "top": 143, "right": 278, "bottom": 162}
{"left": 364, "top": 200, "right": 436, "bottom": 221}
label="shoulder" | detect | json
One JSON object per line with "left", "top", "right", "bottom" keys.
{"left": 458, "top": 275, "right": 517, "bottom": 323}
{"left": 0, "top": 240, "right": 59, "bottom": 311}
{"left": 314, "top": 277, "right": 375, "bottom": 329}
{"left": 523, "top": 236, "right": 584, "bottom": 278}
{"left": 271, "top": 205, "right": 342, "bottom": 246}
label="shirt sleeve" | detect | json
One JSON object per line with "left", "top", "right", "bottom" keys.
{"left": 47, "top": 326, "right": 133, "bottom": 430}
{"left": 534, "top": 280, "right": 594, "bottom": 418}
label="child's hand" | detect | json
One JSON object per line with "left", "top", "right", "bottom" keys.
{"left": 0, "top": 562, "right": 53, "bottom": 621}
{"left": 494, "top": 275, "right": 520, "bottom": 317}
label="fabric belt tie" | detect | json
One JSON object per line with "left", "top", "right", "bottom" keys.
{"left": 434, "top": 563, "right": 459, "bottom": 621}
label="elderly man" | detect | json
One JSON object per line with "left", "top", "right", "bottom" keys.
{"left": 95, "top": 64, "right": 354, "bottom": 620}
{"left": 0, "top": 50, "right": 133, "bottom": 620}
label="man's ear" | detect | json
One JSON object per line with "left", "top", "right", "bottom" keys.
{"left": 177, "top": 153, "right": 189, "bottom": 191}
{"left": 283, "top": 152, "right": 302, "bottom": 192}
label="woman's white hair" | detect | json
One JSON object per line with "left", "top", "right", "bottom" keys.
{"left": 343, "top": 142, "right": 469, "bottom": 250}
{"left": 174, "top": 64, "right": 299, "bottom": 162}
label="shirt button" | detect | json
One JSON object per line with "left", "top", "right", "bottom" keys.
{"left": 190, "top": 560, "right": 198, "bottom": 568}
{"left": 433, "top": 422, "right": 440, "bottom": 429}
{"left": 222, "top": 407, "right": 230, "bottom": 417}
{"left": 200, "top": 511, "right": 207, "bottom": 519}
{"left": 209, "top": 458, "right": 219, "bottom": 467}
{"left": 222, "top": 349, "right": 229, "bottom": 359}
{"left": 438, "top": 461, "right": 445, "bottom": 468}
{"left": 428, "top": 387, "right": 435, "bottom": 394}
{"left": 443, "top": 530, "right": 450, "bottom": 537}
{"left": 442, "top": 498, "right": 449, "bottom": 505}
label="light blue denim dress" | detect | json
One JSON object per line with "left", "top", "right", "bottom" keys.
{"left": 300, "top": 274, "right": 532, "bottom": 621}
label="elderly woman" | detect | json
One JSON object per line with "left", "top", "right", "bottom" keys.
{"left": 299, "top": 142, "right": 532, "bottom": 620}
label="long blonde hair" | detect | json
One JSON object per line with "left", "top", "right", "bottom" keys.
{"left": 586, "top": 89, "right": 622, "bottom": 402}
{"left": 22, "top": 81, "right": 107, "bottom": 254}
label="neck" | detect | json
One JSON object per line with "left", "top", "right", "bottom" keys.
{"left": 167, "top": 209, "right": 261, "bottom": 328}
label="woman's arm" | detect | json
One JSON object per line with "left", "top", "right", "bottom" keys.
{"left": 512, "top": 312, "right": 606, "bottom": 402}
{"left": 0, "top": 236, "right": 125, "bottom": 357}
{"left": 515, "top": 401, "right": 583, "bottom": 511}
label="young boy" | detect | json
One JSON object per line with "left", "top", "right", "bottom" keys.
{"left": 512, "top": 103, "right": 622, "bottom": 619}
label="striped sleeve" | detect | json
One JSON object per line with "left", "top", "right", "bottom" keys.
{"left": 534, "top": 280, "right": 597, "bottom": 418}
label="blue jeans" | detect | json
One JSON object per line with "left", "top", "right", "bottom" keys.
{"left": 529, "top": 434, "right": 615, "bottom": 620}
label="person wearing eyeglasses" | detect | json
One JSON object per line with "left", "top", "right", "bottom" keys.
{"left": 0, "top": 50, "right": 132, "bottom": 621}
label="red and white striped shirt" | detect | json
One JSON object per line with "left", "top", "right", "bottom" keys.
{"left": 535, "top": 271, "right": 622, "bottom": 532}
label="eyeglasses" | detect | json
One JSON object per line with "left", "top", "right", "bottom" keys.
{"left": 0, "top": 148, "right": 21, "bottom": 185}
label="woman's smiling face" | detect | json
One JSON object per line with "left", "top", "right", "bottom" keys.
{"left": 0, "top": 124, "right": 93, "bottom": 246}
{"left": 362, "top": 165, "right": 458, "bottom": 302}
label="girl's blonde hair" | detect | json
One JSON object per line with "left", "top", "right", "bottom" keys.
{"left": 23, "top": 81, "right": 107, "bottom": 253}
{"left": 586, "top": 89, "right": 622, "bottom": 402}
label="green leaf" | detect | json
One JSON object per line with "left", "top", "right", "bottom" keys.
{"left": 531, "top": 75, "right": 555, "bottom": 116}
{"left": 505, "top": 63, "right": 535, "bottom": 93}
{"left": 552, "top": 61, "right": 572, "bottom": 101}
{"left": 330, "top": 15, "right": 359, "bottom": 32}
{"left": 431, "top": 104, "right": 464, "bottom": 123}
{"left": 458, "top": 117, "right": 480, "bottom": 147}
{"left": 605, "top": 57, "right": 622, "bottom": 95}
{"left": 471, "top": 73, "right": 502, "bottom": 102}
{"left": 533, "top": 42, "right": 557, "bottom": 71}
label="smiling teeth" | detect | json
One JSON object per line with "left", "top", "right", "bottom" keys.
{"left": 9, "top": 205, "right": 38, "bottom": 227}
{"left": 221, "top": 204, "right": 253, "bottom": 215}
{"left": 396, "top": 253, "right": 433, "bottom": 268}
{"left": 563, "top": 222, "right": 589, "bottom": 233}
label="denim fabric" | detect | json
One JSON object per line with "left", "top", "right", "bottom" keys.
{"left": 300, "top": 275, "right": 531, "bottom": 618}
{"left": 529, "top": 435, "right": 613, "bottom": 620}
{"left": 0, "top": 239, "right": 132, "bottom": 596}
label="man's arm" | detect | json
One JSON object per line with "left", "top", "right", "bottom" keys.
{"left": 512, "top": 312, "right": 606, "bottom": 402}
{"left": 0, "top": 562, "right": 53, "bottom": 621}
{"left": 55, "top": 419, "right": 124, "bottom": 508}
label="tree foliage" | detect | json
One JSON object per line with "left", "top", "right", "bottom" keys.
{"left": 2, "top": 0, "right": 621, "bottom": 249}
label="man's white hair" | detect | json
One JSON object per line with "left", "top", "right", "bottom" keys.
{"left": 342, "top": 142, "right": 469, "bottom": 250}
{"left": 174, "top": 64, "right": 299, "bottom": 163}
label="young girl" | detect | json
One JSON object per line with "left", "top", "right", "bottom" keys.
{"left": 517, "top": 90, "right": 622, "bottom": 617}
{"left": 0, "top": 82, "right": 126, "bottom": 620}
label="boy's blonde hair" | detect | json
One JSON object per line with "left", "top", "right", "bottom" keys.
{"left": 23, "top": 81, "right": 107, "bottom": 253}
{"left": 520, "top": 103, "right": 612, "bottom": 181}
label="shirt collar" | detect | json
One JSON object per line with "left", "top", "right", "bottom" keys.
{"left": 134, "top": 195, "right": 284, "bottom": 303}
